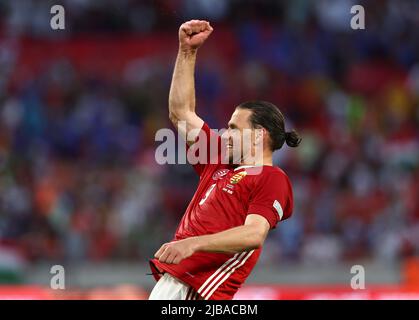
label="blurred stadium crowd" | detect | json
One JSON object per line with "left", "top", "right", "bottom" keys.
{"left": 0, "top": 0, "right": 418, "bottom": 272}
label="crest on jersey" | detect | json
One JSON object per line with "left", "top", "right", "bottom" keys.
{"left": 212, "top": 169, "right": 229, "bottom": 180}
{"left": 230, "top": 171, "right": 247, "bottom": 184}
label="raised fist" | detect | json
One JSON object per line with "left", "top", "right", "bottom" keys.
{"left": 179, "top": 20, "right": 213, "bottom": 51}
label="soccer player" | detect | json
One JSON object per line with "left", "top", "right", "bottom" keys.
{"left": 148, "top": 20, "right": 301, "bottom": 300}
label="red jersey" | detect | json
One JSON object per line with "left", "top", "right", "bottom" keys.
{"left": 150, "top": 123, "right": 294, "bottom": 300}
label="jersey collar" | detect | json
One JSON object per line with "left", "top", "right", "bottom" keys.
{"left": 233, "top": 165, "right": 263, "bottom": 171}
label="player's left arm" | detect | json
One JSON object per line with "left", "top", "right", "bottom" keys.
{"left": 154, "top": 214, "right": 270, "bottom": 264}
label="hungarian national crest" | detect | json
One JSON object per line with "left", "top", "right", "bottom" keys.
{"left": 230, "top": 171, "right": 247, "bottom": 184}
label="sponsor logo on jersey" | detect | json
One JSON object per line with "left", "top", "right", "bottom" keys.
{"left": 212, "top": 169, "right": 229, "bottom": 180}
{"left": 230, "top": 171, "right": 247, "bottom": 184}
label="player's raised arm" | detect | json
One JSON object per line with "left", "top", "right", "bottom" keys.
{"left": 168, "top": 20, "right": 213, "bottom": 145}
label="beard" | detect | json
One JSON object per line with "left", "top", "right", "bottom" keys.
{"left": 227, "top": 148, "right": 243, "bottom": 166}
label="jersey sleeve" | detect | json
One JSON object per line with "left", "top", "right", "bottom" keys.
{"left": 186, "top": 122, "right": 222, "bottom": 177}
{"left": 247, "top": 172, "right": 293, "bottom": 229}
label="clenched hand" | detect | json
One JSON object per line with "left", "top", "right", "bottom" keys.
{"left": 179, "top": 20, "right": 213, "bottom": 52}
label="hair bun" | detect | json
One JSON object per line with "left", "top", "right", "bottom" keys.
{"left": 285, "top": 130, "right": 302, "bottom": 148}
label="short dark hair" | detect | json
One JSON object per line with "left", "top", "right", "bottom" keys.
{"left": 237, "top": 100, "right": 301, "bottom": 151}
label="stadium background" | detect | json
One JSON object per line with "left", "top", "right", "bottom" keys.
{"left": 0, "top": 0, "right": 418, "bottom": 299}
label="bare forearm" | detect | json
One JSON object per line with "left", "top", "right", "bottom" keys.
{"left": 193, "top": 225, "right": 265, "bottom": 254}
{"left": 168, "top": 49, "right": 197, "bottom": 117}
{"left": 154, "top": 216, "right": 269, "bottom": 265}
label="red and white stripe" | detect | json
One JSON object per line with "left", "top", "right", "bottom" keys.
{"left": 185, "top": 286, "right": 200, "bottom": 300}
{"left": 197, "top": 250, "right": 254, "bottom": 300}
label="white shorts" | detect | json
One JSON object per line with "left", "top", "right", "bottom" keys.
{"left": 149, "top": 273, "right": 201, "bottom": 300}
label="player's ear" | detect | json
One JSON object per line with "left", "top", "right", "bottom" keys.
{"left": 254, "top": 127, "right": 265, "bottom": 145}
